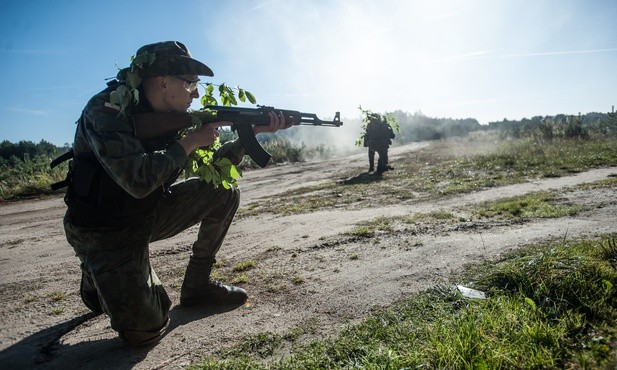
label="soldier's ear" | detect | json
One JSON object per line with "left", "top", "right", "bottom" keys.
{"left": 157, "top": 76, "right": 168, "bottom": 89}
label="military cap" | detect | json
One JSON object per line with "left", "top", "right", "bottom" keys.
{"left": 135, "top": 41, "right": 214, "bottom": 77}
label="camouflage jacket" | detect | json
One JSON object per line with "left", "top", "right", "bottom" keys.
{"left": 66, "top": 81, "right": 245, "bottom": 226}
{"left": 72, "top": 84, "right": 185, "bottom": 199}
{"left": 364, "top": 121, "right": 395, "bottom": 148}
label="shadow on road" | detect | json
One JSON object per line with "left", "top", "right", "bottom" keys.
{"left": 0, "top": 303, "right": 244, "bottom": 369}
{"left": 340, "top": 172, "right": 384, "bottom": 185}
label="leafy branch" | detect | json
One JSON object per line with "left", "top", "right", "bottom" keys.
{"left": 184, "top": 83, "right": 258, "bottom": 189}
{"left": 199, "top": 82, "right": 256, "bottom": 107}
{"left": 355, "top": 106, "right": 400, "bottom": 146}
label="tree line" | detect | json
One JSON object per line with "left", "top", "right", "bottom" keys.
{"left": 488, "top": 111, "right": 617, "bottom": 140}
{"left": 387, "top": 109, "right": 617, "bottom": 144}
{"left": 2, "top": 109, "right": 615, "bottom": 164}
{"left": 388, "top": 110, "right": 482, "bottom": 143}
{"left": 0, "top": 139, "right": 70, "bottom": 165}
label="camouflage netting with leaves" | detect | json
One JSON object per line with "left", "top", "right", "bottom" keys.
{"left": 355, "top": 105, "right": 400, "bottom": 146}
{"left": 111, "top": 52, "right": 257, "bottom": 189}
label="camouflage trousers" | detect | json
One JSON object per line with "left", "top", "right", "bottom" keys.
{"left": 64, "top": 177, "right": 240, "bottom": 342}
{"left": 368, "top": 145, "right": 389, "bottom": 172}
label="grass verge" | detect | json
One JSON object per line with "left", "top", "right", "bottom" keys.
{"left": 474, "top": 190, "right": 587, "bottom": 219}
{"left": 190, "top": 235, "right": 617, "bottom": 369}
{"left": 239, "top": 136, "right": 617, "bottom": 217}
{"left": 0, "top": 156, "right": 67, "bottom": 201}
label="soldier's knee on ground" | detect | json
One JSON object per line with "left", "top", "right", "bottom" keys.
{"left": 119, "top": 317, "right": 170, "bottom": 346}
{"left": 79, "top": 268, "right": 103, "bottom": 314}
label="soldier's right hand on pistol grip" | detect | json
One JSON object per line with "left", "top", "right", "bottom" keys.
{"left": 180, "top": 123, "right": 220, "bottom": 154}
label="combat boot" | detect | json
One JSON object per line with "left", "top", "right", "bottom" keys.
{"left": 376, "top": 165, "right": 387, "bottom": 175}
{"left": 180, "top": 256, "right": 248, "bottom": 307}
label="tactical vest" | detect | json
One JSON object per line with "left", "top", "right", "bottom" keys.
{"left": 51, "top": 82, "right": 180, "bottom": 227}
{"left": 54, "top": 153, "right": 157, "bottom": 227}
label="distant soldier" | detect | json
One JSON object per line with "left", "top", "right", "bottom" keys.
{"left": 363, "top": 117, "right": 395, "bottom": 174}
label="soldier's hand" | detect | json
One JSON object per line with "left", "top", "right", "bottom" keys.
{"left": 179, "top": 123, "right": 222, "bottom": 155}
{"left": 254, "top": 111, "right": 292, "bottom": 134}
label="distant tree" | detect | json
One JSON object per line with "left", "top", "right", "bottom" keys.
{"left": 538, "top": 118, "right": 554, "bottom": 141}
{"left": 489, "top": 112, "right": 612, "bottom": 140}
{"left": 596, "top": 110, "right": 617, "bottom": 137}
{"left": 564, "top": 116, "right": 589, "bottom": 139}
{"left": 36, "top": 139, "right": 59, "bottom": 156}
{"left": 0, "top": 139, "right": 63, "bottom": 162}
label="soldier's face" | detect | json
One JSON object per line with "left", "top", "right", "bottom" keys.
{"left": 163, "top": 75, "right": 200, "bottom": 112}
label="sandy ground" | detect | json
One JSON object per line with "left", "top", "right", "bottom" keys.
{"left": 0, "top": 142, "right": 616, "bottom": 369}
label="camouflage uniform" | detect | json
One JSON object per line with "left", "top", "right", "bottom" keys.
{"left": 364, "top": 119, "right": 395, "bottom": 173}
{"left": 61, "top": 41, "right": 246, "bottom": 345}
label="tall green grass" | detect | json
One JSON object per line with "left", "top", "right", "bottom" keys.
{"left": 474, "top": 191, "right": 587, "bottom": 219}
{"left": 473, "top": 138, "right": 617, "bottom": 178}
{"left": 0, "top": 155, "right": 67, "bottom": 200}
{"left": 421, "top": 137, "right": 617, "bottom": 196}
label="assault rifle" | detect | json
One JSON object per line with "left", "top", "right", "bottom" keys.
{"left": 133, "top": 105, "right": 342, "bottom": 167}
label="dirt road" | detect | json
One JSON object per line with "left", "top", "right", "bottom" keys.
{"left": 1, "top": 142, "right": 615, "bottom": 369}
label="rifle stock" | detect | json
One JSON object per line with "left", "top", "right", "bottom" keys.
{"left": 133, "top": 105, "right": 343, "bottom": 168}
{"left": 132, "top": 112, "right": 193, "bottom": 140}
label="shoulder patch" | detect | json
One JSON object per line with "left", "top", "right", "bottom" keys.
{"left": 104, "top": 102, "right": 121, "bottom": 113}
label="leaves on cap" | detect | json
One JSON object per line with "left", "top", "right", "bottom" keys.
{"left": 111, "top": 51, "right": 157, "bottom": 115}
{"left": 109, "top": 85, "right": 131, "bottom": 112}
{"left": 131, "top": 51, "right": 156, "bottom": 69}
{"left": 127, "top": 72, "right": 142, "bottom": 91}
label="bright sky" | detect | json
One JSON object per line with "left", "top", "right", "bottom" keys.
{"left": 1, "top": 0, "right": 615, "bottom": 146}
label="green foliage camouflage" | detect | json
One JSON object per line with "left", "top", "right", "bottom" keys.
{"left": 184, "top": 83, "right": 257, "bottom": 188}
{"left": 355, "top": 105, "right": 400, "bottom": 146}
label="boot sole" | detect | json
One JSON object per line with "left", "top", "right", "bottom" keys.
{"left": 180, "top": 295, "right": 248, "bottom": 307}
